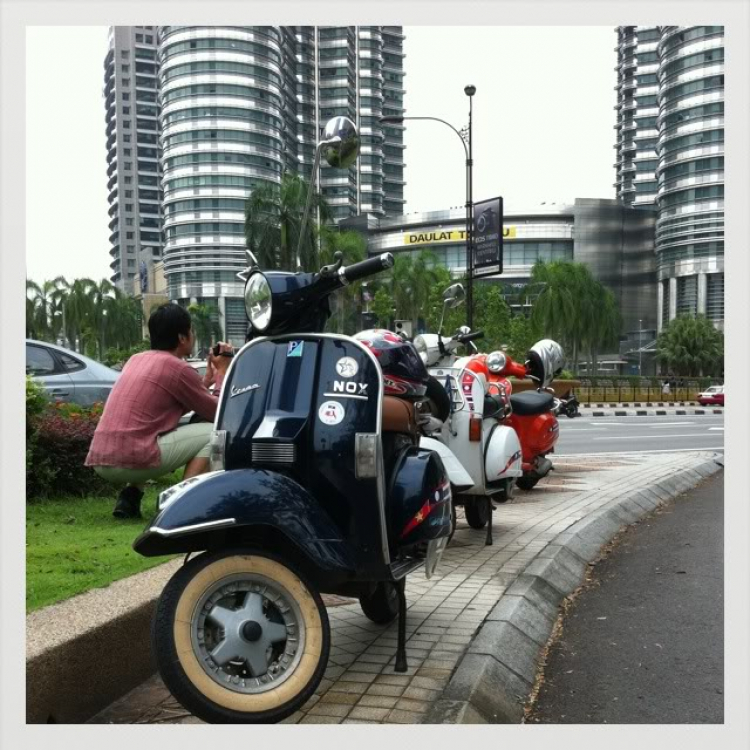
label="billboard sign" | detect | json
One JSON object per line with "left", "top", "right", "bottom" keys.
{"left": 472, "top": 196, "right": 503, "bottom": 276}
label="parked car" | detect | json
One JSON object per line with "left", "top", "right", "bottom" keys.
{"left": 186, "top": 359, "right": 207, "bottom": 379}
{"left": 697, "top": 385, "right": 724, "bottom": 406}
{"left": 26, "top": 339, "right": 120, "bottom": 406}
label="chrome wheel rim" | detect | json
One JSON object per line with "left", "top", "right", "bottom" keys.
{"left": 190, "top": 573, "right": 305, "bottom": 695}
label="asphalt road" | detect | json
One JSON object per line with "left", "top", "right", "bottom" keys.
{"left": 527, "top": 472, "right": 724, "bottom": 724}
{"left": 556, "top": 414, "right": 724, "bottom": 455}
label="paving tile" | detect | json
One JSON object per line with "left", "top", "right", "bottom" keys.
{"left": 395, "top": 698, "right": 431, "bottom": 714}
{"left": 328, "top": 681, "right": 371, "bottom": 695}
{"left": 307, "top": 702, "right": 352, "bottom": 718}
{"left": 366, "top": 683, "right": 406, "bottom": 697}
{"left": 387, "top": 709, "right": 424, "bottom": 724}
{"left": 402, "top": 686, "right": 444, "bottom": 702}
{"left": 300, "top": 715, "right": 345, "bottom": 724}
{"left": 348, "top": 706, "right": 392, "bottom": 721}
{"left": 356, "top": 694, "right": 400, "bottom": 709}
{"left": 319, "top": 691, "right": 361, "bottom": 706}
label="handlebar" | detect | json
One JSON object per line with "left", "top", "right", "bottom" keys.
{"left": 455, "top": 330, "right": 484, "bottom": 344}
{"left": 341, "top": 253, "right": 394, "bottom": 284}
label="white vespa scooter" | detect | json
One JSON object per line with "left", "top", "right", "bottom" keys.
{"left": 414, "top": 285, "right": 522, "bottom": 545}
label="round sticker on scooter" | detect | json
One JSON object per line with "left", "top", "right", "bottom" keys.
{"left": 319, "top": 400, "right": 345, "bottom": 425}
{"left": 335, "top": 357, "right": 359, "bottom": 378}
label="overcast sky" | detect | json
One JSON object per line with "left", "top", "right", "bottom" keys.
{"left": 25, "top": 25, "right": 616, "bottom": 285}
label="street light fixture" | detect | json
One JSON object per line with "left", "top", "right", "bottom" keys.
{"left": 380, "top": 84, "right": 477, "bottom": 327}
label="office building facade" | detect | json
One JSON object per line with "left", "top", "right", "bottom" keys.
{"left": 342, "top": 198, "right": 658, "bottom": 364}
{"left": 615, "top": 26, "right": 724, "bottom": 332}
{"left": 156, "top": 25, "right": 406, "bottom": 345}
{"left": 104, "top": 26, "right": 163, "bottom": 294}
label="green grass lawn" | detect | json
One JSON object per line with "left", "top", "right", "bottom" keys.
{"left": 26, "top": 474, "right": 181, "bottom": 613}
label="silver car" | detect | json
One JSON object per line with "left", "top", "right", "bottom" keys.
{"left": 26, "top": 339, "right": 120, "bottom": 406}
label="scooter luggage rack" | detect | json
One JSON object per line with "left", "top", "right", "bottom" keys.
{"left": 430, "top": 367, "right": 467, "bottom": 413}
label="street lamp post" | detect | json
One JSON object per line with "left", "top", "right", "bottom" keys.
{"left": 380, "top": 84, "right": 477, "bottom": 327}
{"left": 638, "top": 319, "right": 643, "bottom": 376}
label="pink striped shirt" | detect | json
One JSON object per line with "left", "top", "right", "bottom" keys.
{"left": 85, "top": 350, "right": 222, "bottom": 469}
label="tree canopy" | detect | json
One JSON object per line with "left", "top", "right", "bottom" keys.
{"left": 656, "top": 315, "right": 723, "bottom": 377}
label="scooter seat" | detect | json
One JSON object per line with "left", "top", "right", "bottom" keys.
{"left": 509, "top": 391, "right": 555, "bottom": 416}
{"left": 382, "top": 396, "right": 418, "bottom": 437}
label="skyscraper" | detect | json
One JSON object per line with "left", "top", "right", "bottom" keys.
{"left": 103, "top": 26, "right": 163, "bottom": 294}
{"left": 615, "top": 26, "right": 724, "bottom": 332}
{"left": 156, "top": 25, "right": 406, "bottom": 345}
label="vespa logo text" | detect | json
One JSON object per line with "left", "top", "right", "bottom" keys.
{"left": 333, "top": 381, "right": 368, "bottom": 396}
{"left": 230, "top": 383, "right": 260, "bottom": 398}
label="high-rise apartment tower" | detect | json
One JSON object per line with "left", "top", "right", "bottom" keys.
{"left": 103, "top": 26, "right": 163, "bottom": 293}
{"left": 615, "top": 25, "right": 724, "bottom": 331}
{"left": 157, "top": 25, "right": 406, "bottom": 344}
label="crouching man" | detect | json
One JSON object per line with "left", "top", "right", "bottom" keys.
{"left": 85, "top": 303, "right": 232, "bottom": 519}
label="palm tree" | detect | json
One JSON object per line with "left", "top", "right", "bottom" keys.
{"left": 104, "top": 287, "right": 143, "bottom": 351}
{"left": 319, "top": 227, "right": 367, "bottom": 333}
{"left": 390, "top": 250, "right": 441, "bottom": 331}
{"left": 188, "top": 303, "right": 222, "bottom": 355}
{"left": 88, "top": 278, "right": 115, "bottom": 360}
{"left": 656, "top": 315, "right": 723, "bottom": 376}
{"left": 26, "top": 277, "right": 66, "bottom": 341}
{"left": 244, "top": 172, "right": 333, "bottom": 272}
{"left": 58, "top": 278, "right": 96, "bottom": 353}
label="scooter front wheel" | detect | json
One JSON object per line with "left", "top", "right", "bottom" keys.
{"left": 152, "top": 548, "right": 330, "bottom": 724}
{"left": 516, "top": 475, "right": 540, "bottom": 491}
{"left": 464, "top": 497, "right": 490, "bottom": 529}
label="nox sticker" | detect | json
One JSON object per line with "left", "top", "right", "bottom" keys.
{"left": 335, "top": 356, "right": 359, "bottom": 378}
{"left": 318, "top": 400, "right": 345, "bottom": 425}
{"left": 332, "top": 381, "right": 368, "bottom": 396}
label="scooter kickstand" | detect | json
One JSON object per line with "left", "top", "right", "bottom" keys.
{"left": 394, "top": 578, "right": 408, "bottom": 672}
{"left": 485, "top": 497, "right": 493, "bottom": 546}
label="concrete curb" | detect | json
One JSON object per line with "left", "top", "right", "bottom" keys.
{"left": 26, "top": 559, "right": 181, "bottom": 723}
{"left": 424, "top": 454, "right": 723, "bottom": 724}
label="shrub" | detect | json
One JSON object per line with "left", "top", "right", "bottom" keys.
{"left": 26, "top": 400, "right": 109, "bottom": 500}
{"left": 26, "top": 377, "right": 49, "bottom": 476}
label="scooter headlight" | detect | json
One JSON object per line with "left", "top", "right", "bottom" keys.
{"left": 487, "top": 350, "right": 507, "bottom": 373}
{"left": 244, "top": 272, "right": 272, "bottom": 331}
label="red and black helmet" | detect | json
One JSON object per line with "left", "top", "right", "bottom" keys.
{"left": 354, "top": 329, "right": 430, "bottom": 398}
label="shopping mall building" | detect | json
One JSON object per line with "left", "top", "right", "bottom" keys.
{"left": 342, "top": 197, "right": 659, "bottom": 374}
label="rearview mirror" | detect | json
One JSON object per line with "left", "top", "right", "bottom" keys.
{"left": 442, "top": 283, "right": 465, "bottom": 309}
{"left": 322, "top": 116, "right": 359, "bottom": 169}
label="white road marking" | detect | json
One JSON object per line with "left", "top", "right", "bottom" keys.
{"left": 594, "top": 434, "right": 722, "bottom": 440}
{"left": 561, "top": 447, "right": 724, "bottom": 456}
{"left": 709, "top": 427, "right": 724, "bottom": 431}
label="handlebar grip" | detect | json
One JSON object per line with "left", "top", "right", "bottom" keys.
{"left": 342, "top": 253, "right": 394, "bottom": 283}
{"left": 457, "top": 330, "right": 485, "bottom": 344}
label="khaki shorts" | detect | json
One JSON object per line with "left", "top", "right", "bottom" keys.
{"left": 93, "top": 422, "right": 213, "bottom": 486}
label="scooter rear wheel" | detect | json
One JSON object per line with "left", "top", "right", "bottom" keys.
{"left": 359, "top": 581, "right": 399, "bottom": 624}
{"left": 152, "top": 548, "right": 330, "bottom": 724}
{"left": 516, "top": 475, "right": 540, "bottom": 491}
{"left": 464, "top": 497, "right": 490, "bottom": 529}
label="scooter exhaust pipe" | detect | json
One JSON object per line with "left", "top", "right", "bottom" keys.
{"left": 533, "top": 457, "right": 553, "bottom": 480}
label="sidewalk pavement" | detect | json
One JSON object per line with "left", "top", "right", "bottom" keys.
{"left": 83, "top": 450, "right": 722, "bottom": 725}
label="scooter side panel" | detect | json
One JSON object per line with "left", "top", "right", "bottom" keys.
{"left": 419, "top": 437, "right": 474, "bottom": 491}
{"left": 214, "top": 334, "right": 391, "bottom": 579}
{"left": 133, "top": 469, "right": 355, "bottom": 573}
{"left": 483, "top": 423, "right": 523, "bottom": 480}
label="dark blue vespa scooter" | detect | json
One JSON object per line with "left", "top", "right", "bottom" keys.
{"left": 133, "top": 118, "right": 453, "bottom": 724}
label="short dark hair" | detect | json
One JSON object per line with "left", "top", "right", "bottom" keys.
{"left": 149, "top": 303, "right": 192, "bottom": 350}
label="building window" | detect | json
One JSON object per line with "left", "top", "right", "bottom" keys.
{"left": 124, "top": 162, "right": 132, "bottom": 170}
{"left": 125, "top": 190, "right": 133, "bottom": 197}
{"left": 123, "top": 134, "right": 131, "bottom": 143}
{"left": 145, "top": 35, "right": 153, "bottom": 44}
{"left": 123, "top": 120, "right": 131, "bottom": 129}
{"left": 127, "top": 259, "right": 135, "bottom": 268}
{"left": 136, "top": 34, "right": 143, "bottom": 42}
{"left": 124, "top": 148, "right": 131, "bottom": 156}
{"left": 123, "top": 92, "right": 130, "bottom": 101}
{"left": 153, "top": 248, "right": 160, "bottom": 256}
{"left": 126, "top": 218, "right": 134, "bottom": 226}
{"left": 123, "top": 106, "right": 130, "bottom": 115}
{"left": 122, "top": 78, "right": 130, "bottom": 87}
{"left": 126, "top": 231, "right": 134, "bottom": 239}
{"left": 127, "top": 245, "right": 135, "bottom": 253}
{"left": 125, "top": 203, "right": 133, "bottom": 211}
{"left": 124, "top": 176, "right": 132, "bottom": 184}
{"left": 121, "top": 64, "right": 129, "bottom": 73}
{"left": 121, "top": 50, "right": 129, "bottom": 59}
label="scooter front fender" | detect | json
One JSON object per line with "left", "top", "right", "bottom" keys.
{"left": 419, "top": 437, "right": 474, "bottom": 491}
{"left": 133, "top": 469, "right": 355, "bottom": 574}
